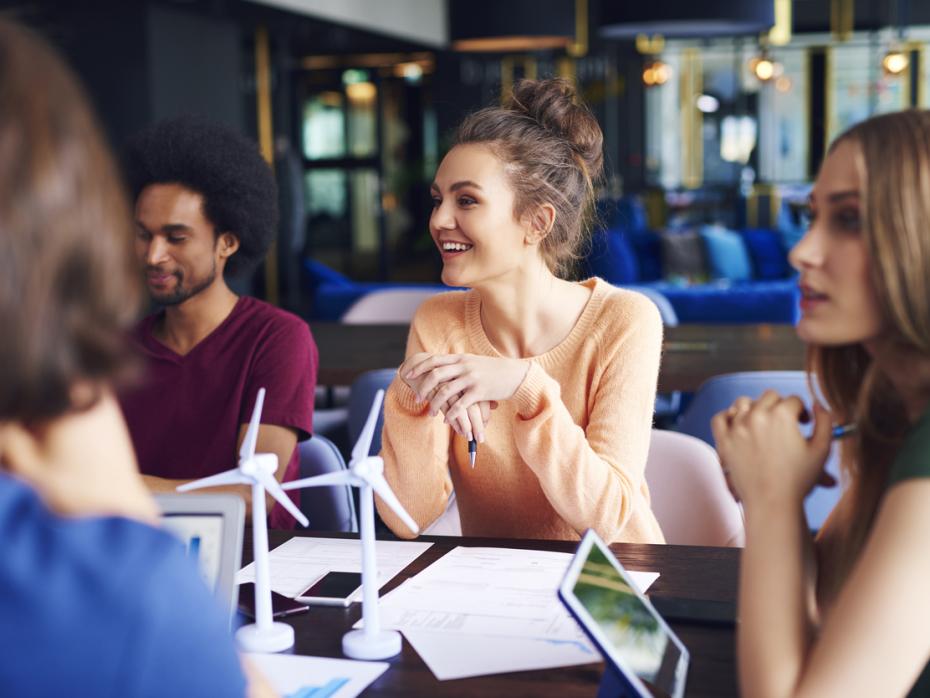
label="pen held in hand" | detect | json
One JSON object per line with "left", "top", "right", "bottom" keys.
{"left": 832, "top": 423, "right": 857, "bottom": 440}
{"left": 468, "top": 438, "right": 477, "bottom": 468}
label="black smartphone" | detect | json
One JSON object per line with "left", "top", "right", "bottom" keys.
{"left": 237, "top": 582, "right": 309, "bottom": 620}
{"left": 295, "top": 571, "right": 363, "bottom": 607}
{"left": 648, "top": 595, "right": 737, "bottom": 626}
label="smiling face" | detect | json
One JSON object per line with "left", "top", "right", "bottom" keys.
{"left": 429, "top": 143, "right": 541, "bottom": 288}
{"left": 789, "top": 140, "right": 885, "bottom": 346}
{"left": 134, "top": 183, "right": 239, "bottom": 306}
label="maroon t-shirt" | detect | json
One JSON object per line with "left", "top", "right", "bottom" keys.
{"left": 120, "top": 296, "right": 318, "bottom": 529}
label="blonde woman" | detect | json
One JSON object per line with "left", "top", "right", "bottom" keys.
{"left": 713, "top": 110, "right": 930, "bottom": 697}
{"left": 378, "top": 79, "right": 664, "bottom": 544}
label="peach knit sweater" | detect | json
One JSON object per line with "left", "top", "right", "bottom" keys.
{"left": 378, "top": 277, "right": 665, "bottom": 544}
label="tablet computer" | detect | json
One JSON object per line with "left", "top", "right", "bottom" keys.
{"left": 558, "top": 530, "right": 689, "bottom": 698}
{"left": 155, "top": 493, "right": 245, "bottom": 627}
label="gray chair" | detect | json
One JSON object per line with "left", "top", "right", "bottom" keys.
{"left": 296, "top": 435, "right": 358, "bottom": 532}
{"left": 348, "top": 368, "right": 398, "bottom": 457}
{"left": 676, "top": 371, "right": 841, "bottom": 532}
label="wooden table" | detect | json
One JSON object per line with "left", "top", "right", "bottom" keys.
{"left": 248, "top": 531, "right": 741, "bottom": 697}
{"left": 311, "top": 322, "right": 805, "bottom": 393}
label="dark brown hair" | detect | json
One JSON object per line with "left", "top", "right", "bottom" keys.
{"left": 0, "top": 19, "right": 141, "bottom": 423}
{"left": 453, "top": 78, "right": 604, "bottom": 276}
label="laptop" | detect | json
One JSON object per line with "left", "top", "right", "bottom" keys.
{"left": 558, "top": 530, "right": 689, "bottom": 698}
{"left": 155, "top": 493, "right": 245, "bottom": 627}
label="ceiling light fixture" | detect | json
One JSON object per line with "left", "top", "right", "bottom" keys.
{"left": 643, "top": 60, "right": 672, "bottom": 87}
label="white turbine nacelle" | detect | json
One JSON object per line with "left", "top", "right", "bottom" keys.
{"left": 241, "top": 453, "right": 277, "bottom": 477}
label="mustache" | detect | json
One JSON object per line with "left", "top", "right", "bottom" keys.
{"left": 144, "top": 266, "right": 180, "bottom": 276}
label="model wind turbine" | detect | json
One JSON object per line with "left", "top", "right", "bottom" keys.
{"left": 283, "top": 388, "right": 419, "bottom": 660}
{"left": 178, "top": 387, "right": 309, "bottom": 653}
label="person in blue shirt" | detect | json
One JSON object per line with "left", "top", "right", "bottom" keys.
{"left": 0, "top": 18, "right": 265, "bottom": 698}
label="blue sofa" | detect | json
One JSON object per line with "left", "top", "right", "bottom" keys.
{"left": 303, "top": 244, "right": 799, "bottom": 325}
{"left": 582, "top": 223, "right": 799, "bottom": 324}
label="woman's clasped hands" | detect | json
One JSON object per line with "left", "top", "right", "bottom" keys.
{"left": 400, "top": 352, "right": 530, "bottom": 444}
{"left": 711, "top": 390, "right": 837, "bottom": 508}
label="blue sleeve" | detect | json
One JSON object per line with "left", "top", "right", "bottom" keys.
{"left": 0, "top": 476, "right": 246, "bottom": 698}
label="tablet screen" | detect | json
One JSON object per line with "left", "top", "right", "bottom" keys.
{"left": 561, "top": 532, "right": 687, "bottom": 698}
{"left": 161, "top": 513, "right": 225, "bottom": 592}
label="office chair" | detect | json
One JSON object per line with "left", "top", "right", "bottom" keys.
{"left": 676, "top": 371, "right": 841, "bottom": 532}
{"left": 645, "top": 429, "right": 744, "bottom": 547}
{"left": 348, "top": 368, "right": 398, "bottom": 457}
{"left": 341, "top": 288, "right": 442, "bottom": 324}
{"left": 422, "top": 492, "right": 462, "bottom": 536}
{"left": 296, "top": 435, "right": 358, "bottom": 532}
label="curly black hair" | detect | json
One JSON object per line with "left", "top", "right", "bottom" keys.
{"left": 123, "top": 116, "right": 278, "bottom": 278}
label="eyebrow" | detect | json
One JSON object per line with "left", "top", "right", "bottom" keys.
{"left": 136, "top": 221, "right": 192, "bottom": 234}
{"left": 430, "top": 180, "right": 484, "bottom": 193}
{"left": 809, "top": 190, "right": 860, "bottom": 205}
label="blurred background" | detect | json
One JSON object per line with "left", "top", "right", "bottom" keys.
{"left": 5, "top": 0, "right": 928, "bottom": 321}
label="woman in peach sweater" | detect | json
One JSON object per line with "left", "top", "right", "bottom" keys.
{"left": 378, "top": 79, "right": 664, "bottom": 544}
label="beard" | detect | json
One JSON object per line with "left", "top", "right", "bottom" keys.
{"left": 147, "top": 260, "right": 217, "bottom": 306}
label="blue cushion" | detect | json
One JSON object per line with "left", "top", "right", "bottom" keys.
{"left": 776, "top": 199, "right": 807, "bottom": 251}
{"left": 699, "top": 225, "right": 753, "bottom": 281}
{"left": 741, "top": 228, "right": 790, "bottom": 280}
{"left": 627, "top": 229, "right": 663, "bottom": 282}
{"left": 302, "top": 258, "right": 352, "bottom": 287}
{"left": 646, "top": 279, "right": 800, "bottom": 324}
{"left": 586, "top": 228, "right": 639, "bottom": 284}
{"left": 615, "top": 195, "right": 648, "bottom": 231}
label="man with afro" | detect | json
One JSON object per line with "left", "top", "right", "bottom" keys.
{"left": 119, "top": 116, "right": 318, "bottom": 528}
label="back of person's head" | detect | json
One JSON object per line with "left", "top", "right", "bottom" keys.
{"left": 0, "top": 19, "right": 140, "bottom": 425}
{"left": 123, "top": 116, "right": 278, "bottom": 278}
{"left": 452, "top": 78, "right": 604, "bottom": 277}
{"left": 811, "top": 109, "right": 930, "bottom": 592}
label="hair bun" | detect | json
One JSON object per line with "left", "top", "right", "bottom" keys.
{"left": 508, "top": 78, "right": 603, "bottom": 179}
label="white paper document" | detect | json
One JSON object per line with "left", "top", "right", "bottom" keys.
{"left": 356, "top": 546, "right": 659, "bottom": 680}
{"left": 246, "top": 653, "right": 387, "bottom": 698}
{"left": 236, "top": 536, "right": 433, "bottom": 598}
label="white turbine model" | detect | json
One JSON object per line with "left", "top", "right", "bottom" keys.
{"left": 178, "top": 387, "right": 309, "bottom": 653}
{"left": 283, "top": 388, "right": 419, "bottom": 660}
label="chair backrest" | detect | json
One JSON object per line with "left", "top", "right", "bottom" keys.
{"left": 297, "top": 435, "right": 358, "bottom": 532}
{"left": 422, "top": 492, "right": 462, "bottom": 536}
{"left": 645, "top": 429, "right": 744, "bottom": 547}
{"left": 348, "top": 368, "right": 398, "bottom": 456}
{"left": 676, "top": 371, "right": 841, "bottom": 531}
{"left": 341, "top": 289, "right": 441, "bottom": 324}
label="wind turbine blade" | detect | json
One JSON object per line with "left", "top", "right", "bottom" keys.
{"left": 282, "top": 471, "right": 353, "bottom": 490}
{"left": 253, "top": 468, "right": 310, "bottom": 528}
{"left": 368, "top": 471, "right": 419, "bottom": 535}
{"left": 239, "top": 388, "right": 266, "bottom": 462}
{"left": 177, "top": 468, "right": 249, "bottom": 492}
{"left": 351, "top": 389, "right": 385, "bottom": 464}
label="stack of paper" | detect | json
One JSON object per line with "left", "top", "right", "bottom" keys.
{"left": 237, "top": 537, "right": 433, "bottom": 598}
{"left": 357, "top": 546, "right": 659, "bottom": 680}
{"left": 246, "top": 653, "right": 388, "bottom": 698}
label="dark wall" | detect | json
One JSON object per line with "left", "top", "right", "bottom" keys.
{"left": 146, "top": 3, "right": 244, "bottom": 132}
{"left": 9, "top": 1, "right": 245, "bottom": 148}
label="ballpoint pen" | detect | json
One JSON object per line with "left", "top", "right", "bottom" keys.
{"left": 468, "top": 438, "right": 477, "bottom": 468}
{"left": 832, "top": 423, "right": 857, "bottom": 440}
